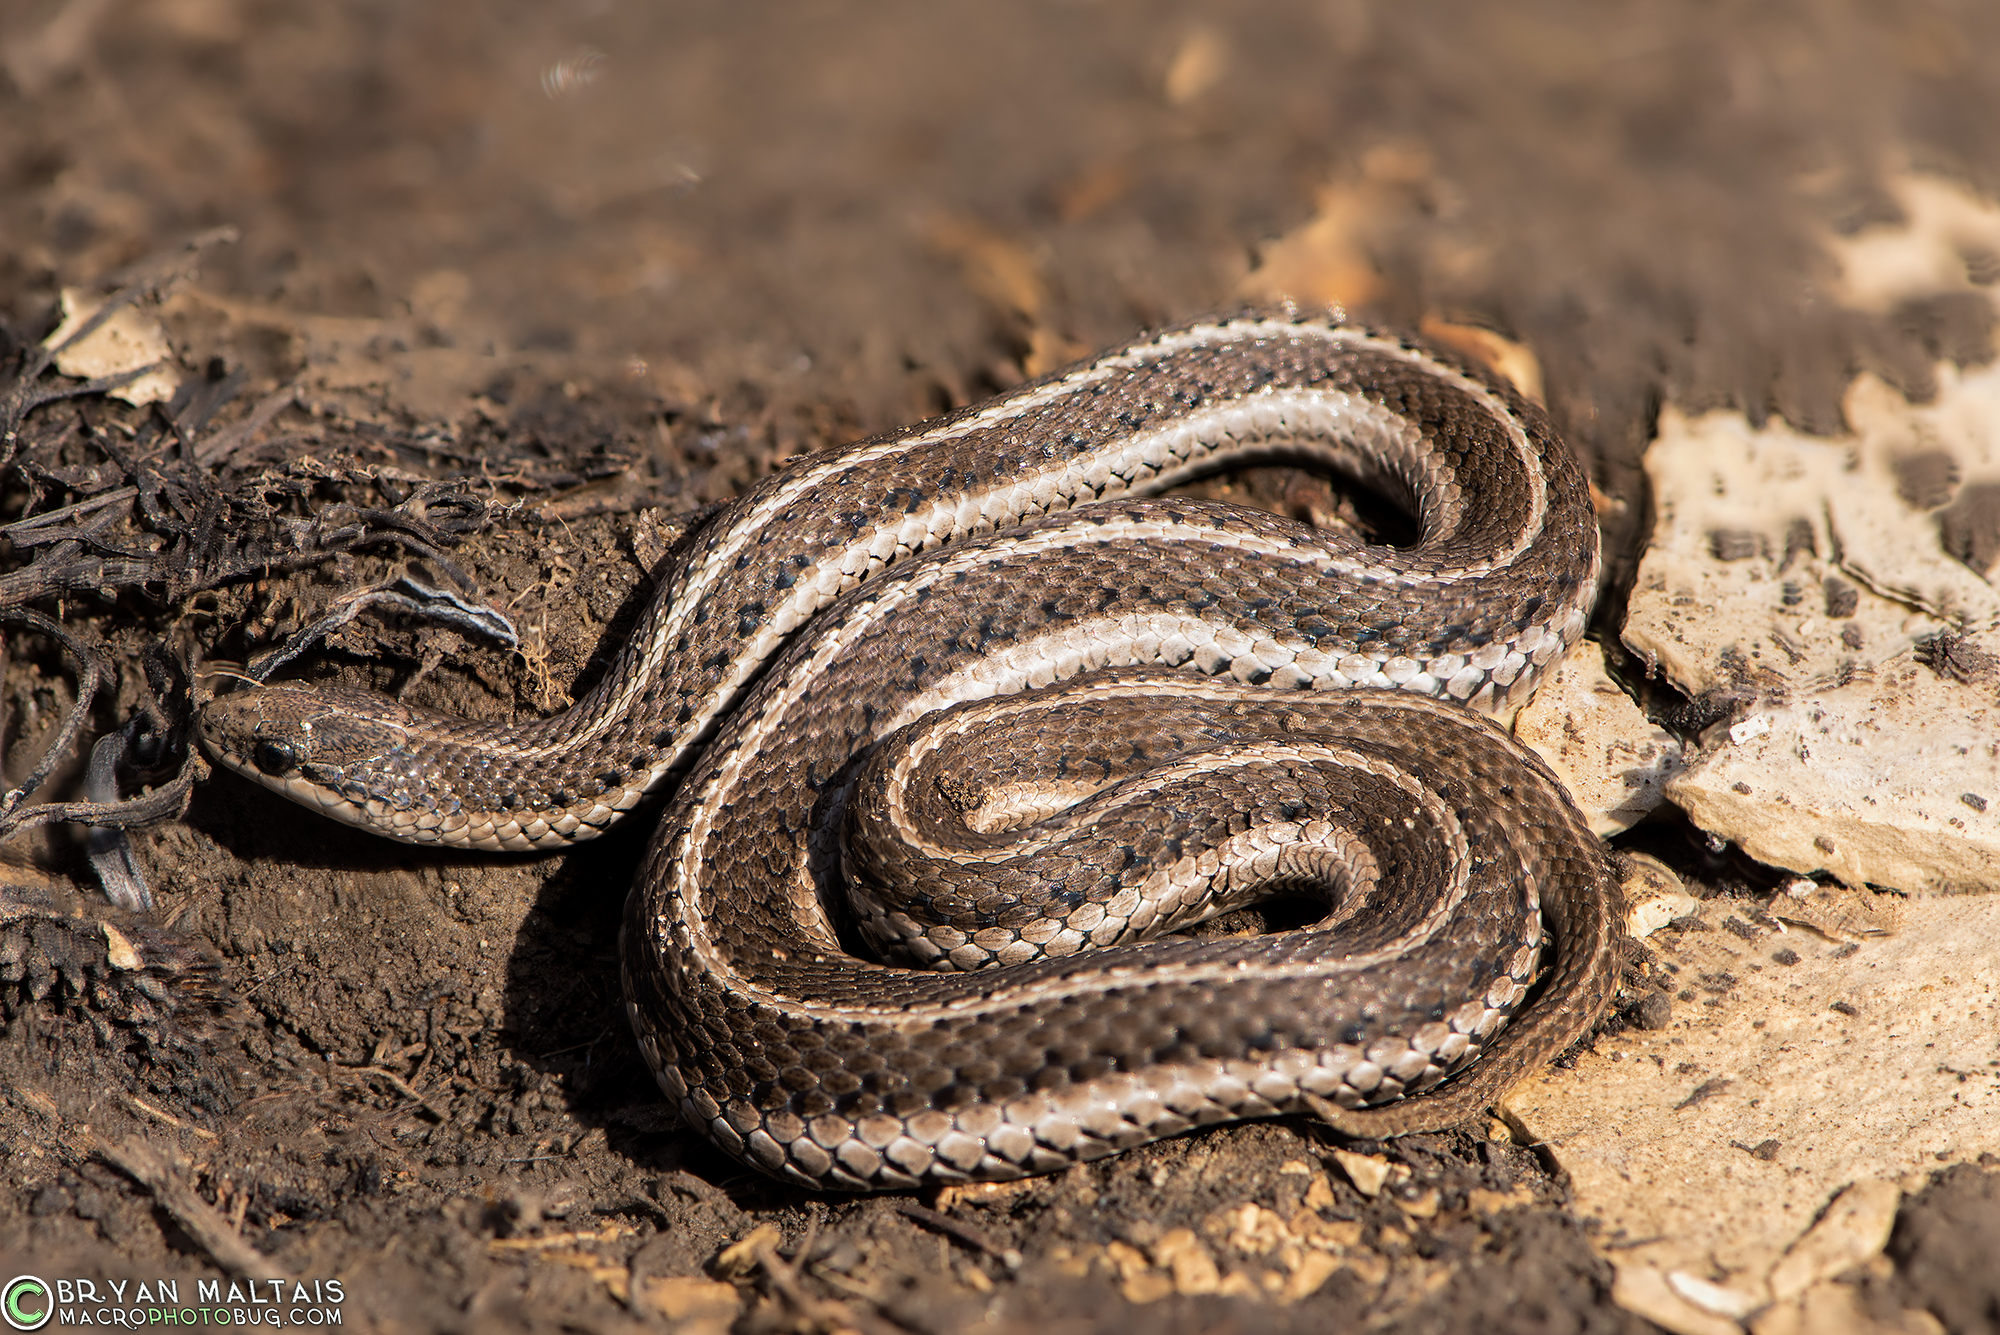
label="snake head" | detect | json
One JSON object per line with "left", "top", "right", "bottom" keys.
{"left": 198, "top": 684, "right": 419, "bottom": 818}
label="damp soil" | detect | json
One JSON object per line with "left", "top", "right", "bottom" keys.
{"left": 3, "top": 1, "right": 2000, "bottom": 1331}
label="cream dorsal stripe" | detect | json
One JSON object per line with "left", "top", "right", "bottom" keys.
{"left": 198, "top": 309, "right": 1618, "bottom": 1191}
{"left": 203, "top": 314, "right": 1581, "bottom": 841}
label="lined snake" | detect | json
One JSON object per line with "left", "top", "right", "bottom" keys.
{"left": 199, "top": 310, "right": 1620, "bottom": 1190}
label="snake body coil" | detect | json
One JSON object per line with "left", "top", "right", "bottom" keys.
{"left": 200, "top": 311, "right": 1620, "bottom": 1191}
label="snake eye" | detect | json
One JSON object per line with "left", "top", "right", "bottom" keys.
{"left": 253, "top": 739, "right": 300, "bottom": 777}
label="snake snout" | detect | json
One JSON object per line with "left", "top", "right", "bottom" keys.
{"left": 199, "top": 685, "right": 415, "bottom": 784}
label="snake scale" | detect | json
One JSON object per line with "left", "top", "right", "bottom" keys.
{"left": 200, "top": 310, "right": 1621, "bottom": 1191}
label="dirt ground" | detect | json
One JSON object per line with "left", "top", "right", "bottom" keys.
{"left": 3, "top": 1, "right": 1999, "bottom": 1332}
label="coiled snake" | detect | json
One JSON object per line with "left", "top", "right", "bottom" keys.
{"left": 200, "top": 311, "right": 1620, "bottom": 1190}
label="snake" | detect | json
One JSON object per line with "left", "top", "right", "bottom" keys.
{"left": 199, "top": 309, "right": 1620, "bottom": 1191}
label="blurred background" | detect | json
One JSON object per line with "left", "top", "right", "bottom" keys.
{"left": 6, "top": 0, "right": 1997, "bottom": 573}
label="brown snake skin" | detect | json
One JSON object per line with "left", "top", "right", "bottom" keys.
{"left": 200, "top": 310, "right": 1622, "bottom": 1190}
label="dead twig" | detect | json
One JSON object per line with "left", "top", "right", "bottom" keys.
{"left": 3, "top": 760, "right": 200, "bottom": 836}
{"left": 0, "top": 609, "right": 106, "bottom": 821}
{"left": 716, "top": 1224, "right": 913, "bottom": 1335}
{"left": 895, "top": 1199, "right": 1023, "bottom": 1270}
{"left": 118, "top": 1092, "right": 218, "bottom": 1140}
{"left": 332, "top": 1060, "right": 447, "bottom": 1122}
{"left": 0, "top": 228, "right": 238, "bottom": 465}
{"left": 92, "top": 1131, "right": 286, "bottom": 1282}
